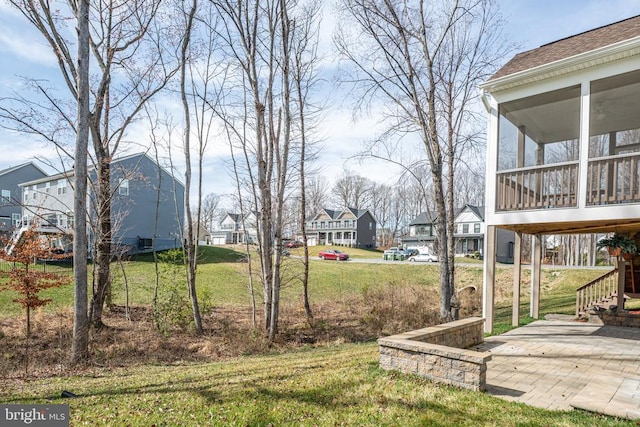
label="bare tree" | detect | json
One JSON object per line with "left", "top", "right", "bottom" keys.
{"left": 290, "top": 0, "right": 323, "bottom": 322}
{"left": 305, "top": 176, "right": 329, "bottom": 216}
{"left": 335, "top": 0, "right": 509, "bottom": 320}
{"left": 71, "top": 0, "right": 90, "bottom": 364}
{"left": 369, "top": 182, "right": 393, "bottom": 247}
{"left": 332, "top": 171, "right": 373, "bottom": 208}
{"left": 201, "top": 193, "right": 221, "bottom": 233}
{"left": 211, "top": 0, "right": 321, "bottom": 340}
{"left": 4, "top": 0, "right": 181, "bottom": 328}
{"left": 179, "top": 0, "right": 203, "bottom": 334}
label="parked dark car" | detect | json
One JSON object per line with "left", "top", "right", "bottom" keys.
{"left": 318, "top": 249, "right": 349, "bottom": 261}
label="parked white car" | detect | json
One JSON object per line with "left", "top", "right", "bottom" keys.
{"left": 408, "top": 253, "right": 438, "bottom": 262}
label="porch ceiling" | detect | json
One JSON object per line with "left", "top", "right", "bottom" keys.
{"left": 497, "top": 218, "right": 640, "bottom": 235}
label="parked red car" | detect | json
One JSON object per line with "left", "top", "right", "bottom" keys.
{"left": 286, "top": 240, "right": 303, "bottom": 248}
{"left": 318, "top": 249, "right": 349, "bottom": 261}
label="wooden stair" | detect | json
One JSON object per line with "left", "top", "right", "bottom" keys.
{"left": 576, "top": 268, "right": 619, "bottom": 317}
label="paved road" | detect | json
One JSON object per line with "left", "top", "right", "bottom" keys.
{"left": 308, "top": 256, "right": 613, "bottom": 270}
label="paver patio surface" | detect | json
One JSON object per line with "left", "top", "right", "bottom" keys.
{"left": 473, "top": 317, "right": 640, "bottom": 419}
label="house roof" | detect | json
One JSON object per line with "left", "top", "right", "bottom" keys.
{"left": 18, "top": 152, "right": 181, "bottom": 188}
{"left": 409, "top": 211, "right": 436, "bottom": 226}
{"left": 346, "top": 207, "right": 370, "bottom": 219}
{"left": 489, "top": 15, "right": 640, "bottom": 82}
{"left": 313, "top": 207, "right": 373, "bottom": 221}
{"left": 0, "top": 161, "right": 48, "bottom": 178}
{"left": 410, "top": 205, "right": 485, "bottom": 226}
{"left": 455, "top": 205, "right": 485, "bottom": 222}
{"left": 226, "top": 213, "right": 241, "bottom": 222}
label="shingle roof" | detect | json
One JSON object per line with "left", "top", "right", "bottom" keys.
{"left": 489, "top": 15, "right": 640, "bottom": 81}
{"left": 409, "top": 212, "right": 435, "bottom": 226}
{"left": 0, "top": 162, "right": 47, "bottom": 178}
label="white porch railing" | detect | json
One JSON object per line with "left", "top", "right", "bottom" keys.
{"left": 332, "top": 238, "right": 356, "bottom": 246}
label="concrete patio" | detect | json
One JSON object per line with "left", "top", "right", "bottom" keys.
{"left": 473, "top": 316, "right": 640, "bottom": 420}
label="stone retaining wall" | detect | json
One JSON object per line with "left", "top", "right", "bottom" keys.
{"left": 600, "top": 311, "right": 640, "bottom": 327}
{"left": 378, "top": 317, "right": 491, "bottom": 391}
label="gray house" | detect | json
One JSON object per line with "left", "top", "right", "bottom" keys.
{"left": 402, "top": 211, "right": 437, "bottom": 252}
{"left": 403, "top": 205, "right": 515, "bottom": 263}
{"left": 19, "top": 152, "right": 184, "bottom": 255}
{"left": 0, "top": 162, "right": 48, "bottom": 230}
{"left": 307, "top": 207, "right": 377, "bottom": 248}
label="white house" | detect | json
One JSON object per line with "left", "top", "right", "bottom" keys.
{"left": 210, "top": 212, "right": 259, "bottom": 245}
{"left": 480, "top": 16, "right": 640, "bottom": 332}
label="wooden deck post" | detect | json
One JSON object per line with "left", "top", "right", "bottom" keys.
{"left": 618, "top": 258, "right": 626, "bottom": 310}
{"left": 483, "top": 225, "right": 497, "bottom": 333}
{"left": 512, "top": 232, "right": 522, "bottom": 327}
{"left": 531, "top": 234, "right": 542, "bottom": 319}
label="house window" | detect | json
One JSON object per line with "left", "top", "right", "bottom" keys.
{"left": 1, "top": 189, "right": 10, "bottom": 203}
{"left": 474, "top": 223, "right": 480, "bottom": 233}
{"left": 463, "top": 224, "right": 469, "bottom": 234}
{"left": 11, "top": 213, "right": 21, "bottom": 227}
{"left": 45, "top": 182, "right": 50, "bottom": 193}
{"left": 67, "top": 212, "right": 74, "bottom": 228}
{"left": 119, "top": 179, "right": 129, "bottom": 196}
{"left": 369, "top": 222, "right": 372, "bottom": 230}
{"left": 23, "top": 191, "right": 28, "bottom": 202}
{"left": 57, "top": 179, "right": 67, "bottom": 195}
{"left": 320, "top": 221, "right": 325, "bottom": 229}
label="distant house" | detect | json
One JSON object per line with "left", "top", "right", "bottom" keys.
{"left": 403, "top": 205, "right": 514, "bottom": 262}
{"left": 306, "top": 208, "right": 376, "bottom": 248}
{"left": 0, "top": 162, "right": 48, "bottom": 228}
{"left": 192, "top": 222, "right": 211, "bottom": 245}
{"left": 18, "top": 152, "right": 184, "bottom": 254}
{"left": 210, "top": 212, "right": 258, "bottom": 245}
{"left": 453, "top": 205, "right": 514, "bottom": 263}
{"left": 402, "top": 211, "right": 437, "bottom": 253}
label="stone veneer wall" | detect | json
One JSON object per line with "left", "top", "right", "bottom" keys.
{"left": 378, "top": 317, "right": 491, "bottom": 391}
{"left": 601, "top": 311, "right": 640, "bottom": 327}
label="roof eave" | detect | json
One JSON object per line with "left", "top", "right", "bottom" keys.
{"left": 480, "top": 36, "right": 640, "bottom": 93}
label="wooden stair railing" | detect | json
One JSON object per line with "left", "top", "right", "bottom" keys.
{"left": 575, "top": 268, "right": 618, "bottom": 317}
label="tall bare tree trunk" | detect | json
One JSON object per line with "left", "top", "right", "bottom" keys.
{"left": 71, "top": 0, "right": 90, "bottom": 364}
{"left": 89, "top": 157, "right": 111, "bottom": 328}
{"left": 180, "top": 0, "right": 203, "bottom": 334}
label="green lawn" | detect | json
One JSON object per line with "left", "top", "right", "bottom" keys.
{"left": 1, "top": 246, "right": 626, "bottom": 425}
{"left": 0, "top": 246, "right": 608, "bottom": 325}
{"left": 2, "top": 343, "right": 634, "bottom": 426}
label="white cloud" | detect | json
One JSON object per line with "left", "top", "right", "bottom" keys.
{"left": 0, "top": 17, "right": 58, "bottom": 68}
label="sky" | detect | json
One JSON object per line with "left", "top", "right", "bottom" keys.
{"left": 2, "top": 1, "right": 640, "bottom": 204}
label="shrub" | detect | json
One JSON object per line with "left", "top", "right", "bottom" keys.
{"left": 360, "top": 281, "right": 439, "bottom": 335}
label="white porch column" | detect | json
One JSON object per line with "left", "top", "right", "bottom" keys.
{"left": 512, "top": 232, "right": 522, "bottom": 327}
{"left": 483, "top": 225, "right": 497, "bottom": 333}
{"left": 578, "top": 80, "right": 590, "bottom": 209}
{"left": 530, "top": 234, "right": 542, "bottom": 319}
